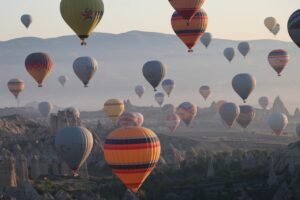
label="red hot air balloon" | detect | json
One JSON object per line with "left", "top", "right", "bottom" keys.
{"left": 168, "top": 0, "right": 205, "bottom": 22}
{"left": 171, "top": 9, "right": 208, "bottom": 52}
{"left": 25, "top": 52, "right": 53, "bottom": 87}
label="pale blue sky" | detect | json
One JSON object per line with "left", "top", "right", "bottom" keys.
{"left": 0, "top": 0, "right": 299, "bottom": 41}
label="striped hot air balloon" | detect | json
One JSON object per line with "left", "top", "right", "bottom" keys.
{"left": 288, "top": 10, "right": 300, "bottom": 48}
{"left": 7, "top": 79, "right": 25, "bottom": 99}
{"left": 165, "top": 112, "right": 181, "bottom": 132}
{"left": 268, "top": 49, "right": 289, "bottom": 76}
{"left": 171, "top": 9, "right": 208, "bottom": 52}
{"left": 168, "top": 0, "right": 205, "bottom": 22}
{"left": 25, "top": 52, "right": 53, "bottom": 87}
{"left": 103, "top": 99, "right": 125, "bottom": 123}
{"left": 176, "top": 102, "right": 197, "bottom": 126}
{"left": 104, "top": 127, "right": 161, "bottom": 193}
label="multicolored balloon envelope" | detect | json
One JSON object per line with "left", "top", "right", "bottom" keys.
{"left": 103, "top": 99, "right": 125, "bottom": 123}
{"left": 171, "top": 9, "right": 208, "bottom": 52}
{"left": 168, "top": 0, "right": 205, "bottom": 21}
{"left": 55, "top": 126, "right": 93, "bottom": 174}
{"left": 60, "top": 0, "right": 104, "bottom": 45}
{"left": 236, "top": 105, "right": 255, "bottom": 129}
{"left": 142, "top": 61, "right": 166, "bottom": 91}
{"left": 25, "top": 52, "right": 53, "bottom": 87}
{"left": 104, "top": 127, "right": 161, "bottom": 193}
{"left": 288, "top": 10, "right": 300, "bottom": 48}
{"left": 165, "top": 112, "right": 181, "bottom": 132}
{"left": 199, "top": 85, "right": 211, "bottom": 100}
{"left": 176, "top": 102, "right": 197, "bottom": 126}
{"left": 268, "top": 112, "right": 288, "bottom": 136}
{"left": 7, "top": 79, "right": 25, "bottom": 99}
{"left": 232, "top": 73, "right": 256, "bottom": 103}
{"left": 219, "top": 102, "right": 240, "bottom": 128}
{"left": 268, "top": 49, "right": 289, "bottom": 76}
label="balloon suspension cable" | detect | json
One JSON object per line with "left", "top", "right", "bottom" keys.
{"left": 16, "top": 98, "right": 20, "bottom": 108}
{"left": 80, "top": 39, "right": 87, "bottom": 46}
{"left": 188, "top": 49, "right": 194, "bottom": 53}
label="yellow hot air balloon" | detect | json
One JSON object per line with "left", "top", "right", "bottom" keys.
{"left": 104, "top": 127, "right": 161, "bottom": 193}
{"left": 60, "top": 0, "right": 104, "bottom": 45}
{"left": 103, "top": 99, "right": 125, "bottom": 123}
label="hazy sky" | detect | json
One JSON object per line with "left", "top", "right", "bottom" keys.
{"left": 1, "top": 0, "right": 299, "bottom": 41}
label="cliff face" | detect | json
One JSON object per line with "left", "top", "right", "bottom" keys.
{"left": 268, "top": 141, "right": 300, "bottom": 199}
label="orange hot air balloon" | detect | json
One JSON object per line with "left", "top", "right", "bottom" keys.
{"left": 7, "top": 79, "right": 25, "bottom": 99}
{"left": 25, "top": 52, "right": 53, "bottom": 87}
{"left": 171, "top": 9, "right": 208, "bottom": 52}
{"left": 104, "top": 127, "right": 161, "bottom": 193}
{"left": 168, "top": 0, "right": 205, "bottom": 22}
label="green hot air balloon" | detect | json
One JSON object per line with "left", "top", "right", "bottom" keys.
{"left": 55, "top": 126, "right": 93, "bottom": 175}
{"left": 232, "top": 73, "right": 256, "bottom": 103}
{"left": 60, "top": 0, "right": 104, "bottom": 45}
{"left": 143, "top": 61, "right": 166, "bottom": 91}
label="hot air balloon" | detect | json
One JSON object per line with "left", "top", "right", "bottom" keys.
{"left": 232, "top": 73, "right": 256, "bottom": 103}
{"left": 238, "top": 42, "right": 250, "bottom": 58}
{"left": 296, "top": 124, "right": 300, "bottom": 138}
{"left": 142, "top": 61, "right": 166, "bottom": 91}
{"left": 264, "top": 17, "right": 277, "bottom": 32}
{"left": 104, "top": 127, "right": 161, "bottom": 193}
{"left": 271, "top": 24, "right": 280, "bottom": 36}
{"left": 199, "top": 85, "right": 211, "bottom": 100}
{"left": 258, "top": 96, "right": 269, "bottom": 109}
{"left": 224, "top": 48, "right": 235, "bottom": 63}
{"left": 200, "top": 32, "right": 212, "bottom": 48}
{"left": 64, "top": 107, "right": 80, "bottom": 118}
{"left": 176, "top": 102, "right": 197, "bottom": 126}
{"left": 268, "top": 112, "right": 288, "bottom": 136}
{"left": 162, "top": 79, "right": 175, "bottom": 97}
{"left": 21, "top": 14, "right": 32, "bottom": 29}
{"left": 171, "top": 9, "right": 208, "bottom": 52}
{"left": 73, "top": 57, "right": 98, "bottom": 87}
{"left": 163, "top": 104, "right": 176, "bottom": 114}
{"left": 134, "top": 112, "right": 144, "bottom": 127}
{"left": 154, "top": 92, "right": 165, "bottom": 107}
{"left": 55, "top": 126, "right": 93, "bottom": 174}
{"left": 268, "top": 49, "right": 289, "bottom": 76}
{"left": 117, "top": 112, "right": 139, "bottom": 127}
{"left": 165, "top": 112, "right": 181, "bottom": 132}
{"left": 219, "top": 102, "right": 240, "bottom": 128}
{"left": 25, "top": 52, "right": 53, "bottom": 87}
{"left": 215, "top": 100, "right": 227, "bottom": 112}
{"left": 38, "top": 102, "right": 53, "bottom": 117}
{"left": 103, "top": 99, "right": 125, "bottom": 123}
{"left": 288, "top": 10, "right": 300, "bottom": 48}
{"left": 58, "top": 75, "right": 68, "bottom": 87}
{"left": 236, "top": 105, "right": 255, "bottom": 129}
{"left": 60, "top": 0, "right": 104, "bottom": 45}
{"left": 168, "top": 0, "right": 205, "bottom": 22}
{"left": 7, "top": 79, "right": 25, "bottom": 99}
{"left": 135, "top": 85, "right": 145, "bottom": 98}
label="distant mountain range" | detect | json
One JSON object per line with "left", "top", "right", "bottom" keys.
{"left": 0, "top": 31, "right": 299, "bottom": 111}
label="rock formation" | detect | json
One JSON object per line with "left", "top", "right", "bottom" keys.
{"left": 0, "top": 149, "right": 17, "bottom": 187}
